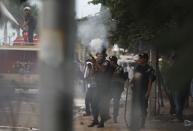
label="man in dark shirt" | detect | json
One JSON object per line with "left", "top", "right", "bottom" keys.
{"left": 23, "top": 6, "right": 36, "bottom": 43}
{"left": 109, "top": 56, "right": 127, "bottom": 123}
{"left": 130, "top": 53, "right": 155, "bottom": 129}
{"left": 88, "top": 49, "right": 114, "bottom": 128}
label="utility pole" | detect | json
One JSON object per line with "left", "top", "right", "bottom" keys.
{"left": 149, "top": 48, "right": 158, "bottom": 117}
{"left": 39, "top": 0, "right": 76, "bottom": 131}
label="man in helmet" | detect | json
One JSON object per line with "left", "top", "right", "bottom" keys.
{"left": 22, "top": 6, "right": 36, "bottom": 44}
{"left": 88, "top": 49, "right": 114, "bottom": 128}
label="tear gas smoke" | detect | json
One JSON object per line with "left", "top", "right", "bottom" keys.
{"left": 0, "top": 2, "right": 19, "bottom": 25}
{"left": 78, "top": 6, "right": 114, "bottom": 53}
{"left": 27, "top": 0, "right": 42, "bottom": 10}
{"left": 89, "top": 38, "right": 107, "bottom": 53}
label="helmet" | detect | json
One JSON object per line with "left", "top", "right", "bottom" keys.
{"left": 24, "top": 6, "right": 31, "bottom": 11}
{"left": 96, "top": 48, "right": 107, "bottom": 57}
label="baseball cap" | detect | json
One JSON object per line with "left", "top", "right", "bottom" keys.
{"left": 24, "top": 6, "right": 31, "bottom": 11}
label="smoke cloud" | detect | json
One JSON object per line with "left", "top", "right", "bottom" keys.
{"left": 77, "top": 6, "right": 114, "bottom": 53}
{"left": 27, "top": 0, "right": 42, "bottom": 10}
{"left": 89, "top": 38, "right": 107, "bottom": 53}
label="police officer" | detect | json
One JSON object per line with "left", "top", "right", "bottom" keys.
{"left": 88, "top": 49, "right": 113, "bottom": 128}
{"left": 109, "top": 56, "right": 127, "bottom": 123}
{"left": 130, "top": 53, "right": 155, "bottom": 129}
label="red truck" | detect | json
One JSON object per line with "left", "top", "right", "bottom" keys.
{"left": 13, "top": 33, "right": 39, "bottom": 45}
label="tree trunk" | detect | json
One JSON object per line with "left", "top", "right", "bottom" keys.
{"left": 149, "top": 48, "right": 159, "bottom": 117}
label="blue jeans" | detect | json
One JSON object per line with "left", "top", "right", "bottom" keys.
{"left": 110, "top": 82, "right": 124, "bottom": 119}
{"left": 28, "top": 29, "right": 34, "bottom": 43}
{"left": 85, "top": 87, "right": 93, "bottom": 114}
{"left": 174, "top": 95, "right": 186, "bottom": 120}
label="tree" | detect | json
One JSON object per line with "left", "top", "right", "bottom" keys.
{"left": 90, "top": 0, "right": 193, "bottom": 49}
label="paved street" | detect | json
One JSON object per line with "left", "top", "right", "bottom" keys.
{"left": 0, "top": 80, "right": 192, "bottom": 131}
{"left": 74, "top": 107, "right": 192, "bottom": 131}
{"left": 73, "top": 84, "right": 193, "bottom": 131}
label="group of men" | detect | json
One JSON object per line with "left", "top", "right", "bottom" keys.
{"left": 82, "top": 49, "right": 155, "bottom": 128}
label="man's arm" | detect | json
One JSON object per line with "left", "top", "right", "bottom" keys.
{"left": 23, "top": 22, "right": 28, "bottom": 29}
{"left": 94, "top": 62, "right": 107, "bottom": 72}
{"left": 89, "top": 54, "right": 106, "bottom": 72}
{"left": 21, "top": 17, "right": 29, "bottom": 30}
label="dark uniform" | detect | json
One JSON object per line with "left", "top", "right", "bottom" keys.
{"left": 90, "top": 59, "right": 114, "bottom": 127}
{"left": 173, "top": 79, "right": 191, "bottom": 121}
{"left": 110, "top": 64, "right": 126, "bottom": 122}
{"left": 131, "top": 63, "right": 155, "bottom": 129}
{"left": 24, "top": 14, "right": 36, "bottom": 43}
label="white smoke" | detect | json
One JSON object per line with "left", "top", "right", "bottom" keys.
{"left": 78, "top": 6, "right": 114, "bottom": 53}
{"left": 27, "top": 0, "right": 42, "bottom": 10}
{"left": 89, "top": 38, "right": 107, "bottom": 53}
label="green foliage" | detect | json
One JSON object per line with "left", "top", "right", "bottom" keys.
{"left": 90, "top": 0, "right": 193, "bottom": 93}
{"left": 89, "top": 0, "right": 193, "bottom": 49}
